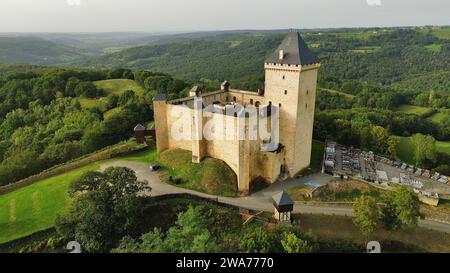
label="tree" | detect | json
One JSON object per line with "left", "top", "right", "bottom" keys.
{"left": 113, "top": 206, "right": 221, "bottom": 253}
{"left": 411, "top": 133, "right": 436, "bottom": 166}
{"left": 55, "top": 167, "right": 150, "bottom": 252}
{"left": 370, "top": 126, "right": 389, "bottom": 155}
{"left": 387, "top": 136, "right": 400, "bottom": 157}
{"left": 105, "top": 93, "right": 119, "bottom": 110}
{"left": 352, "top": 196, "right": 380, "bottom": 237}
{"left": 74, "top": 81, "right": 101, "bottom": 98}
{"left": 381, "top": 186, "right": 421, "bottom": 230}
{"left": 65, "top": 77, "right": 80, "bottom": 97}
{"left": 280, "top": 232, "right": 312, "bottom": 253}
{"left": 239, "top": 227, "right": 278, "bottom": 253}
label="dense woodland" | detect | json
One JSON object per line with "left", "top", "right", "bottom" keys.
{"left": 0, "top": 67, "right": 189, "bottom": 186}
{"left": 0, "top": 27, "right": 449, "bottom": 185}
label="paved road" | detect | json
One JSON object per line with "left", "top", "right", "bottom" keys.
{"left": 100, "top": 161, "right": 450, "bottom": 234}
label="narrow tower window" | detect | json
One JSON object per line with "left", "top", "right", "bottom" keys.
{"left": 284, "top": 90, "right": 287, "bottom": 95}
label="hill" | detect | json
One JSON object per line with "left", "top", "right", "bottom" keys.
{"left": 87, "top": 33, "right": 282, "bottom": 81}
{"left": 79, "top": 79, "right": 147, "bottom": 111}
{"left": 0, "top": 36, "right": 86, "bottom": 65}
{"left": 86, "top": 28, "right": 450, "bottom": 88}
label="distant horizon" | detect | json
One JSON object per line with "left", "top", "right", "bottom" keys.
{"left": 0, "top": 24, "right": 449, "bottom": 35}
{"left": 0, "top": 0, "right": 449, "bottom": 33}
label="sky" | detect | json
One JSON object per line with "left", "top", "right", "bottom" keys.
{"left": 0, "top": 0, "right": 449, "bottom": 33}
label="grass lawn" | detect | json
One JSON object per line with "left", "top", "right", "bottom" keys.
{"left": 297, "top": 214, "right": 450, "bottom": 252}
{"left": 424, "top": 44, "right": 443, "bottom": 52}
{"left": 318, "top": 88, "right": 355, "bottom": 98}
{"left": 436, "top": 140, "right": 450, "bottom": 155}
{"left": 395, "top": 104, "right": 434, "bottom": 116}
{"left": 94, "top": 79, "right": 146, "bottom": 96}
{"left": 429, "top": 111, "right": 450, "bottom": 123}
{"left": 397, "top": 136, "right": 450, "bottom": 164}
{"left": 350, "top": 46, "right": 381, "bottom": 54}
{"left": 0, "top": 163, "right": 99, "bottom": 244}
{"left": 80, "top": 79, "right": 147, "bottom": 111}
{"left": 419, "top": 27, "right": 450, "bottom": 40}
{"left": 119, "top": 147, "right": 158, "bottom": 164}
{"left": 0, "top": 143, "right": 150, "bottom": 244}
{"left": 158, "top": 148, "right": 238, "bottom": 197}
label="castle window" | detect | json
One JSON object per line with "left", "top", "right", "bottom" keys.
{"left": 284, "top": 90, "right": 287, "bottom": 95}
{"left": 279, "top": 103, "right": 282, "bottom": 108}
{"left": 306, "top": 104, "right": 308, "bottom": 109}
{"left": 307, "top": 90, "right": 309, "bottom": 95}
{"left": 282, "top": 75, "right": 285, "bottom": 80}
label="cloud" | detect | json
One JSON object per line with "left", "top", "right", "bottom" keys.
{"left": 366, "top": 0, "right": 382, "bottom": 6}
{"left": 67, "top": 0, "right": 81, "bottom": 6}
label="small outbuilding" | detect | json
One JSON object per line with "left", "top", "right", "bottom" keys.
{"left": 134, "top": 123, "right": 156, "bottom": 144}
{"left": 272, "top": 191, "right": 294, "bottom": 223}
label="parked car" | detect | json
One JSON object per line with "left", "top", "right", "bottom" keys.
{"left": 149, "top": 165, "right": 161, "bottom": 171}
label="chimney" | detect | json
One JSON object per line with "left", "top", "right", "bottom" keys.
{"left": 279, "top": 50, "right": 284, "bottom": 60}
{"left": 221, "top": 80, "right": 230, "bottom": 91}
{"left": 190, "top": 86, "right": 201, "bottom": 97}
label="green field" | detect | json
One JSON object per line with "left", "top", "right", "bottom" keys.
{"left": 80, "top": 79, "right": 146, "bottom": 110}
{"left": 350, "top": 46, "right": 381, "bottom": 54}
{"left": 94, "top": 79, "right": 146, "bottom": 96}
{"left": 436, "top": 141, "right": 450, "bottom": 155}
{"left": 0, "top": 145, "right": 237, "bottom": 244}
{"left": 424, "top": 44, "right": 443, "bottom": 52}
{"left": 0, "top": 164, "right": 99, "bottom": 244}
{"left": 0, "top": 142, "right": 152, "bottom": 244}
{"left": 419, "top": 27, "right": 450, "bottom": 40}
{"left": 119, "top": 148, "right": 158, "bottom": 164}
{"left": 318, "top": 88, "right": 355, "bottom": 98}
{"left": 429, "top": 111, "right": 450, "bottom": 123}
{"left": 395, "top": 104, "right": 434, "bottom": 116}
{"left": 397, "top": 136, "right": 450, "bottom": 165}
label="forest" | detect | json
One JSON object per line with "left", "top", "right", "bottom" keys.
{"left": 0, "top": 67, "right": 189, "bottom": 186}
{"left": 0, "top": 27, "right": 449, "bottom": 184}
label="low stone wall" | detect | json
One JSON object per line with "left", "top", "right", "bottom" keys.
{"left": 0, "top": 142, "right": 149, "bottom": 196}
{"left": 0, "top": 228, "right": 56, "bottom": 253}
{"left": 421, "top": 208, "right": 450, "bottom": 225}
{"left": 151, "top": 193, "right": 276, "bottom": 223}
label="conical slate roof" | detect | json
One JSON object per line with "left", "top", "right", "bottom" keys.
{"left": 265, "top": 32, "right": 319, "bottom": 66}
{"left": 272, "top": 191, "right": 294, "bottom": 207}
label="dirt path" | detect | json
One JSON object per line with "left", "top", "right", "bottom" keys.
{"left": 99, "top": 161, "right": 450, "bottom": 234}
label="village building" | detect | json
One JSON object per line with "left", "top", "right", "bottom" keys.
{"left": 153, "top": 32, "right": 320, "bottom": 195}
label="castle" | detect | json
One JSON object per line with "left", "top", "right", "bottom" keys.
{"left": 153, "top": 32, "right": 320, "bottom": 195}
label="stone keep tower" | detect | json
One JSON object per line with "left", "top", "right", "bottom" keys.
{"left": 264, "top": 32, "right": 320, "bottom": 176}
